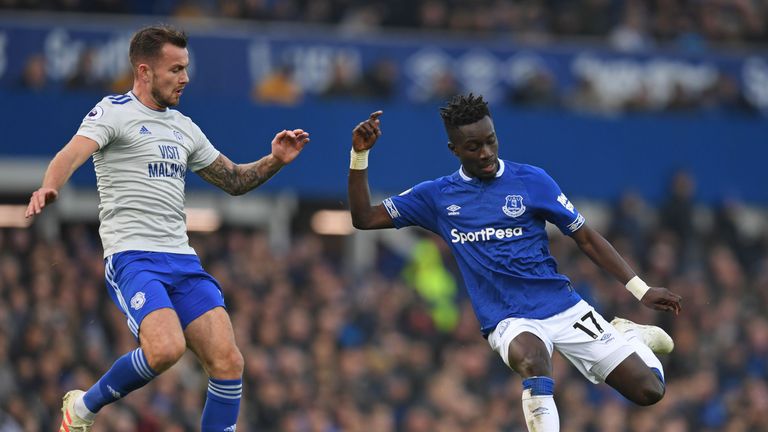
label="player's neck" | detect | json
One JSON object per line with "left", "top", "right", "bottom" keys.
{"left": 131, "top": 85, "right": 166, "bottom": 111}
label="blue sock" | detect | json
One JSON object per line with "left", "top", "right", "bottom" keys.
{"left": 202, "top": 378, "right": 242, "bottom": 432}
{"left": 82, "top": 348, "right": 157, "bottom": 412}
{"left": 522, "top": 376, "right": 555, "bottom": 396}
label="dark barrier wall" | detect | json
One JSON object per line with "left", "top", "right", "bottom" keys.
{"left": 1, "top": 91, "right": 766, "bottom": 204}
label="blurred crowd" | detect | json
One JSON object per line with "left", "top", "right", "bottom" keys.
{"left": 3, "top": 0, "right": 768, "bottom": 48}
{"left": 16, "top": 46, "right": 761, "bottom": 117}
{"left": 1, "top": 172, "right": 767, "bottom": 431}
{"left": 8, "top": 0, "right": 767, "bottom": 116}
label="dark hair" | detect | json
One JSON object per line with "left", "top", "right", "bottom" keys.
{"left": 129, "top": 25, "right": 188, "bottom": 67}
{"left": 439, "top": 93, "right": 491, "bottom": 130}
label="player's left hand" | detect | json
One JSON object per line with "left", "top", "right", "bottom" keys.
{"left": 271, "top": 129, "right": 310, "bottom": 164}
{"left": 352, "top": 111, "right": 383, "bottom": 152}
{"left": 640, "top": 287, "right": 682, "bottom": 314}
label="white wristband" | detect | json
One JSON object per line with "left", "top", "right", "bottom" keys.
{"left": 350, "top": 149, "right": 369, "bottom": 170}
{"left": 625, "top": 276, "right": 650, "bottom": 301}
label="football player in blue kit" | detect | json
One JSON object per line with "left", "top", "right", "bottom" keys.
{"left": 347, "top": 94, "right": 682, "bottom": 431}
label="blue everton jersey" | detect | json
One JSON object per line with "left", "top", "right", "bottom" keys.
{"left": 383, "top": 160, "right": 585, "bottom": 334}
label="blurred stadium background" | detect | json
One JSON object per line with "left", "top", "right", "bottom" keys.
{"left": 1, "top": 1, "right": 768, "bottom": 431}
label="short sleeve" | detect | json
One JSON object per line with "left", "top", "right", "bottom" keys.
{"left": 528, "top": 168, "right": 585, "bottom": 235}
{"left": 76, "top": 103, "right": 118, "bottom": 149}
{"left": 187, "top": 121, "right": 221, "bottom": 172}
{"left": 383, "top": 181, "right": 438, "bottom": 233}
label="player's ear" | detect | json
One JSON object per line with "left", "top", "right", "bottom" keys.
{"left": 447, "top": 141, "right": 457, "bottom": 156}
{"left": 137, "top": 63, "right": 151, "bottom": 82}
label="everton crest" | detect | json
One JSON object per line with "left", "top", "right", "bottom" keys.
{"left": 502, "top": 195, "right": 526, "bottom": 218}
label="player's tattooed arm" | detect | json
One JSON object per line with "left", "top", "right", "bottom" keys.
{"left": 197, "top": 153, "right": 283, "bottom": 195}
{"left": 198, "top": 129, "right": 310, "bottom": 195}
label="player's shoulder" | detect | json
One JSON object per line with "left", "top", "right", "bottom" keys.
{"left": 81, "top": 93, "right": 133, "bottom": 123}
{"left": 97, "top": 93, "right": 135, "bottom": 108}
{"left": 507, "top": 160, "right": 543, "bottom": 174}
{"left": 507, "top": 161, "right": 551, "bottom": 181}
{"left": 167, "top": 108, "right": 198, "bottom": 128}
{"left": 90, "top": 93, "right": 134, "bottom": 112}
{"left": 394, "top": 177, "right": 443, "bottom": 203}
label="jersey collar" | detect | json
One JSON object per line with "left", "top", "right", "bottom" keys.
{"left": 459, "top": 159, "right": 505, "bottom": 182}
{"left": 130, "top": 91, "right": 169, "bottom": 113}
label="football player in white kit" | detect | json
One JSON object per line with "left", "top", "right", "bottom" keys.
{"left": 26, "top": 25, "right": 310, "bottom": 432}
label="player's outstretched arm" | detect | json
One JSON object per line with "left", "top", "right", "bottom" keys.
{"left": 197, "top": 129, "right": 310, "bottom": 196}
{"left": 571, "top": 224, "right": 682, "bottom": 314}
{"left": 348, "top": 111, "right": 394, "bottom": 230}
{"left": 25, "top": 135, "right": 99, "bottom": 218}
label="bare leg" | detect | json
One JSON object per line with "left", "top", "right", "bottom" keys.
{"left": 507, "top": 332, "right": 560, "bottom": 432}
{"left": 185, "top": 307, "right": 244, "bottom": 431}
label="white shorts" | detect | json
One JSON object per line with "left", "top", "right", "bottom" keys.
{"left": 488, "top": 300, "right": 635, "bottom": 384}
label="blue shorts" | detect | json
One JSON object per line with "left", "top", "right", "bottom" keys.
{"left": 105, "top": 251, "right": 226, "bottom": 338}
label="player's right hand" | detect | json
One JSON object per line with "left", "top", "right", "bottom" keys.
{"left": 641, "top": 287, "right": 682, "bottom": 315}
{"left": 25, "top": 187, "right": 58, "bottom": 218}
{"left": 352, "top": 111, "right": 382, "bottom": 152}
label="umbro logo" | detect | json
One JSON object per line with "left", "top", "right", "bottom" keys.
{"left": 139, "top": 125, "right": 152, "bottom": 135}
{"left": 446, "top": 204, "right": 461, "bottom": 215}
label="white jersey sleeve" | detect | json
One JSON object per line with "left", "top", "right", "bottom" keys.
{"left": 186, "top": 120, "right": 220, "bottom": 172}
{"left": 76, "top": 100, "right": 123, "bottom": 148}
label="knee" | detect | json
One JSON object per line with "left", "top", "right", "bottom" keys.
{"left": 632, "top": 377, "right": 665, "bottom": 406}
{"left": 512, "top": 352, "right": 551, "bottom": 377}
{"left": 207, "top": 346, "right": 244, "bottom": 379}
{"left": 143, "top": 335, "right": 186, "bottom": 373}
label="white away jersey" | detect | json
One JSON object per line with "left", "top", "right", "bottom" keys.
{"left": 77, "top": 92, "right": 220, "bottom": 257}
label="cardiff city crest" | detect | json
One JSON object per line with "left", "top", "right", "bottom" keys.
{"left": 502, "top": 195, "right": 526, "bottom": 218}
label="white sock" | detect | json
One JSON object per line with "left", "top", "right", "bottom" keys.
{"left": 521, "top": 389, "right": 559, "bottom": 431}
{"left": 622, "top": 329, "right": 664, "bottom": 380}
{"left": 74, "top": 394, "right": 96, "bottom": 421}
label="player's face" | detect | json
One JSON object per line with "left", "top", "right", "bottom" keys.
{"left": 148, "top": 44, "right": 189, "bottom": 108}
{"left": 448, "top": 116, "right": 499, "bottom": 180}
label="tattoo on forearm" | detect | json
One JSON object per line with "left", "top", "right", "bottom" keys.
{"left": 197, "top": 155, "right": 281, "bottom": 195}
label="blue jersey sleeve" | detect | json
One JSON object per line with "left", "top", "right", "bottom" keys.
{"left": 383, "top": 181, "right": 438, "bottom": 233}
{"left": 528, "top": 168, "right": 585, "bottom": 235}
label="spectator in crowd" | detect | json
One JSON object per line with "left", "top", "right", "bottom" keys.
{"left": 66, "top": 48, "right": 108, "bottom": 93}
{"left": 659, "top": 170, "right": 697, "bottom": 267}
{"left": 321, "top": 53, "right": 365, "bottom": 99}
{"left": 18, "top": 54, "right": 48, "bottom": 92}
{"left": 358, "top": 58, "right": 399, "bottom": 100}
{"left": 253, "top": 63, "right": 304, "bottom": 106}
